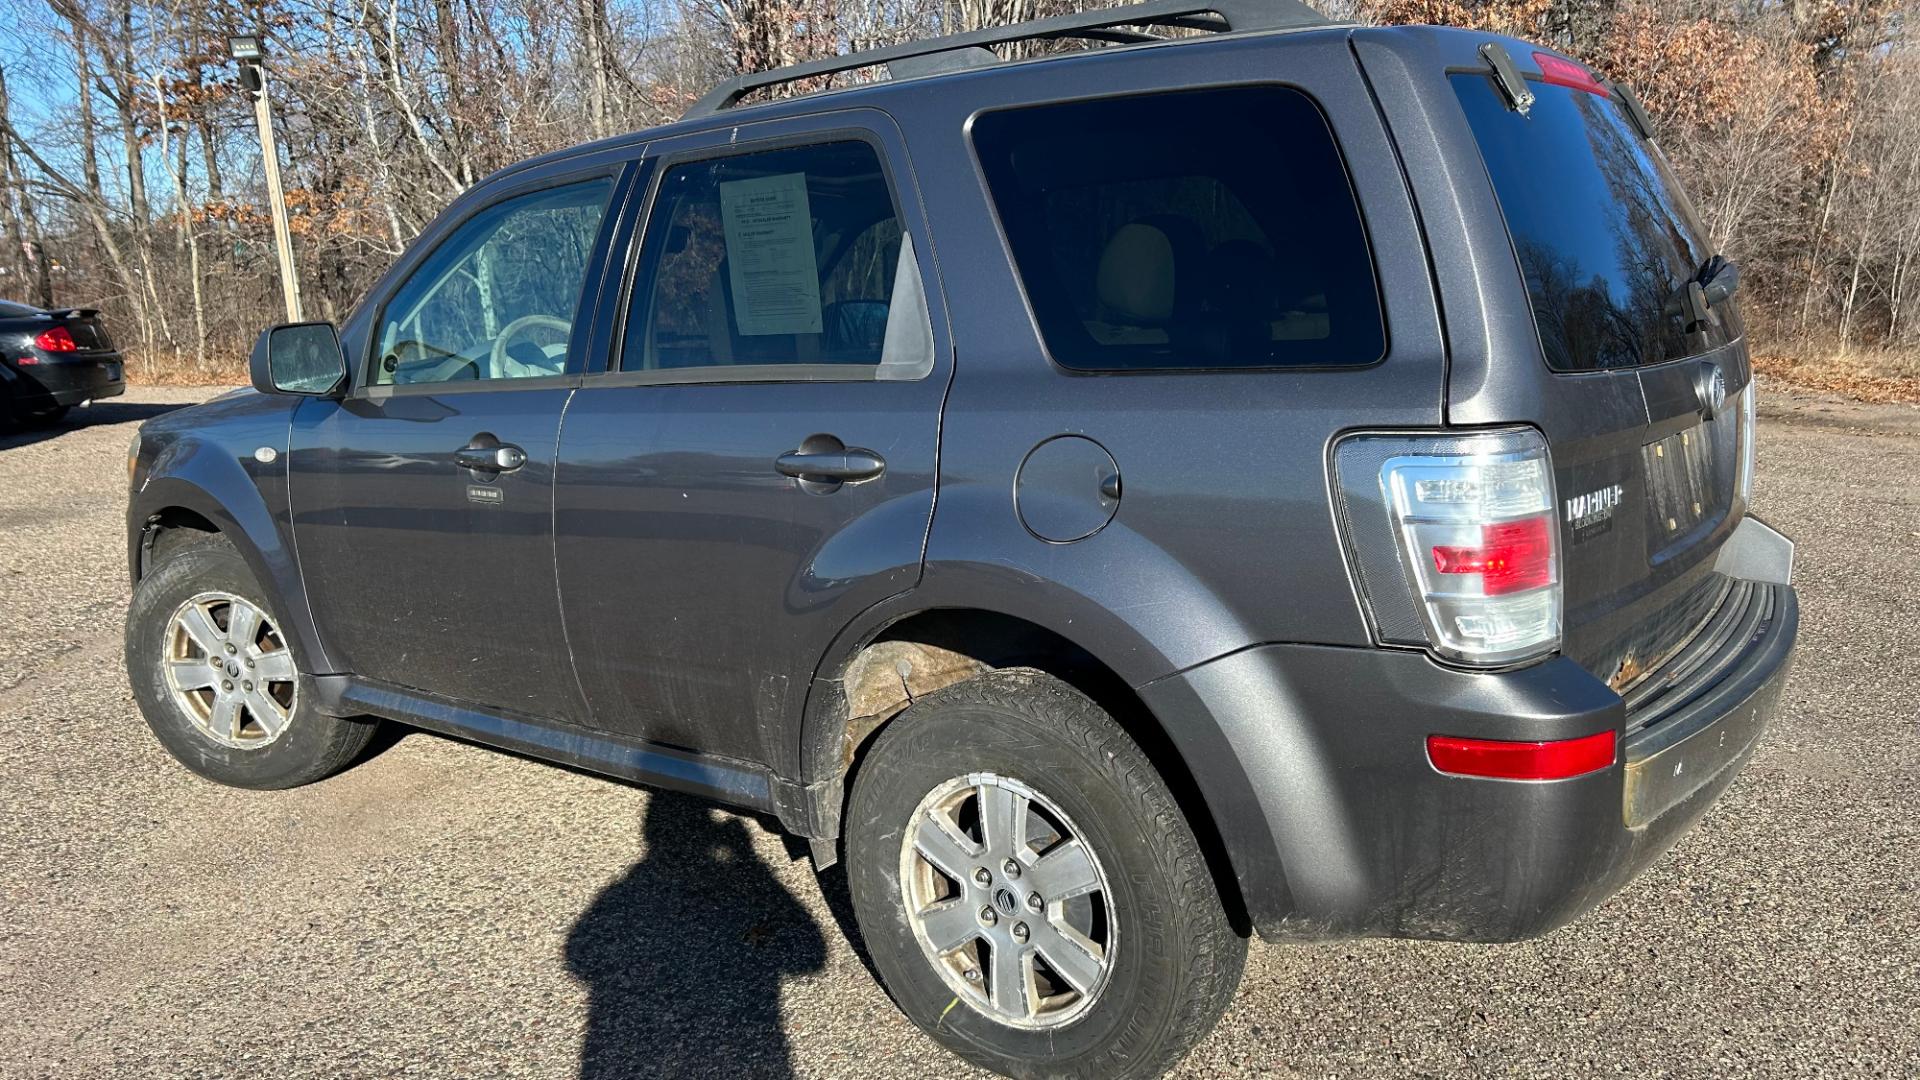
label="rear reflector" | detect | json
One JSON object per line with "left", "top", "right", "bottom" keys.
{"left": 1534, "top": 52, "right": 1611, "bottom": 97}
{"left": 1427, "top": 730, "right": 1617, "bottom": 780}
{"left": 34, "top": 326, "right": 78, "bottom": 352}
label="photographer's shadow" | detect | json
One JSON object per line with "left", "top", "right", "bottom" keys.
{"left": 566, "top": 792, "right": 827, "bottom": 1079}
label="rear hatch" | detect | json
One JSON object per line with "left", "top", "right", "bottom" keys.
{"left": 1446, "top": 48, "right": 1754, "bottom": 694}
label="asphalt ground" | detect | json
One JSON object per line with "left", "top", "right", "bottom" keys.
{"left": 2, "top": 386, "right": 1915, "bottom": 1079}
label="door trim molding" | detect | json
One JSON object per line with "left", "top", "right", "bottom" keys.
{"left": 312, "top": 674, "right": 778, "bottom": 814}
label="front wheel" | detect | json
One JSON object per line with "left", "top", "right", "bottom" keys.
{"left": 125, "top": 535, "right": 376, "bottom": 789}
{"left": 845, "top": 669, "right": 1246, "bottom": 1079}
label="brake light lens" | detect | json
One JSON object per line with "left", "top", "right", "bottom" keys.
{"left": 1431, "top": 516, "right": 1555, "bottom": 595}
{"left": 1427, "top": 730, "right": 1616, "bottom": 780}
{"left": 34, "top": 326, "right": 78, "bottom": 352}
{"left": 1332, "top": 429, "right": 1562, "bottom": 666}
{"left": 1534, "top": 52, "right": 1610, "bottom": 97}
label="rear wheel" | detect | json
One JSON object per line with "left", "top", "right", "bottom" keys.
{"left": 126, "top": 535, "right": 376, "bottom": 788}
{"left": 845, "top": 669, "right": 1246, "bottom": 1079}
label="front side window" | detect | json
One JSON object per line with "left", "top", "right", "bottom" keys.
{"left": 373, "top": 179, "right": 613, "bottom": 386}
{"left": 621, "top": 140, "right": 932, "bottom": 379}
{"left": 972, "top": 86, "right": 1386, "bottom": 371}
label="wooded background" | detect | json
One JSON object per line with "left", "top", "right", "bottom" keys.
{"left": 0, "top": 0, "right": 1915, "bottom": 382}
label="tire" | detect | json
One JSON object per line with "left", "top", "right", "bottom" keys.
{"left": 27, "top": 404, "right": 71, "bottom": 426}
{"left": 125, "top": 535, "right": 376, "bottom": 789}
{"left": 845, "top": 669, "right": 1246, "bottom": 1080}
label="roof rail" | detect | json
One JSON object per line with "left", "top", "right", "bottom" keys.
{"left": 682, "top": 0, "right": 1330, "bottom": 118}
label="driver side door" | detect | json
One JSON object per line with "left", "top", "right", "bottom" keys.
{"left": 288, "top": 164, "right": 631, "bottom": 723}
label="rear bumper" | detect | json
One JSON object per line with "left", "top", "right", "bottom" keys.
{"left": 1140, "top": 548, "right": 1796, "bottom": 943}
{"left": 9, "top": 355, "right": 126, "bottom": 407}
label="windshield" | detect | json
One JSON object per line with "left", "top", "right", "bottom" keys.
{"left": 1453, "top": 72, "right": 1740, "bottom": 371}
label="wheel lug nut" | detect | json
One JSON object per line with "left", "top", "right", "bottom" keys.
{"left": 979, "top": 906, "right": 998, "bottom": 927}
{"left": 244, "top": 658, "right": 254, "bottom": 669}
{"left": 224, "top": 643, "right": 237, "bottom": 655}
{"left": 973, "top": 867, "right": 991, "bottom": 887}
{"left": 1012, "top": 922, "right": 1029, "bottom": 943}
{"left": 243, "top": 682, "right": 254, "bottom": 692}
{"left": 1002, "top": 859, "right": 1020, "bottom": 879}
{"left": 1027, "top": 892, "right": 1043, "bottom": 911}
{"left": 221, "top": 681, "right": 233, "bottom": 692}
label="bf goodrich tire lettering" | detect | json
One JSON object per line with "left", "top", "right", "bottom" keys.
{"left": 845, "top": 670, "right": 1246, "bottom": 1079}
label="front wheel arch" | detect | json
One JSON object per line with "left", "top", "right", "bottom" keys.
{"left": 131, "top": 473, "right": 332, "bottom": 677}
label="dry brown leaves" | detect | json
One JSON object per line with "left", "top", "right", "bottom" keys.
{"left": 1754, "top": 353, "right": 1920, "bottom": 404}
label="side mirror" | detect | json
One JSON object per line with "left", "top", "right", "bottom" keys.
{"left": 250, "top": 322, "right": 348, "bottom": 397}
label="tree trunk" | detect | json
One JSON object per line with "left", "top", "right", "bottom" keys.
{"left": 154, "top": 73, "right": 207, "bottom": 372}
{"left": 0, "top": 67, "right": 39, "bottom": 298}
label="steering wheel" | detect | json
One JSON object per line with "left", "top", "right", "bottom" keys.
{"left": 490, "top": 314, "right": 573, "bottom": 378}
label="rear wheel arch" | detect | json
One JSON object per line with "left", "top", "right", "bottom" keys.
{"left": 799, "top": 606, "right": 1252, "bottom": 936}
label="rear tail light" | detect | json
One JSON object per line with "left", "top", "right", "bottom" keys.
{"left": 1331, "top": 428, "right": 1562, "bottom": 666}
{"left": 34, "top": 326, "right": 78, "bottom": 352}
{"left": 1734, "top": 379, "right": 1757, "bottom": 506}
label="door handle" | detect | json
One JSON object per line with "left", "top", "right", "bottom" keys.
{"left": 774, "top": 448, "right": 886, "bottom": 483}
{"left": 456, "top": 444, "right": 527, "bottom": 473}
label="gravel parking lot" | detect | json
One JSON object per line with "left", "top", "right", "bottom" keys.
{"left": 2, "top": 386, "right": 1916, "bottom": 1079}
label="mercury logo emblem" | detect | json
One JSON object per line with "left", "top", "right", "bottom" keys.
{"left": 1696, "top": 362, "right": 1728, "bottom": 419}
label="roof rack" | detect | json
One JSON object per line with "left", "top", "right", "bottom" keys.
{"left": 683, "top": 0, "right": 1331, "bottom": 118}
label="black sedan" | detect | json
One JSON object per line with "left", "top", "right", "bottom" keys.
{"left": 0, "top": 299, "right": 126, "bottom": 428}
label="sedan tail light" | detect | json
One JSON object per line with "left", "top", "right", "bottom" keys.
{"left": 1332, "top": 428, "right": 1562, "bottom": 666}
{"left": 34, "top": 326, "right": 78, "bottom": 352}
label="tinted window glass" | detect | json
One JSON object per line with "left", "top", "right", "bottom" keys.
{"left": 1453, "top": 74, "right": 1739, "bottom": 371}
{"left": 972, "top": 87, "right": 1384, "bottom": 371}
{"left": 622, "top": 140, "right": 932, "bottom": 378}
{"left": 374, "top": 179, "right": 612, "bottom": 386}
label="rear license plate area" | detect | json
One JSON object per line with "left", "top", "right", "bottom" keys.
{"left": 1641, "top": 423, "right": 1725, "bottom": 550}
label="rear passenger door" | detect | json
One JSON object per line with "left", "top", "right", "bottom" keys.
{"left": 554, "top": 111, "right": 950, "bottom": 765}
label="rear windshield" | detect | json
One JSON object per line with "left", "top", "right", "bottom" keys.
{"left": 972, "top": 86, "right": 1385, "bottom": 371}
{"left": 1453, "top": 73, "right": 1739, "bottom": 371}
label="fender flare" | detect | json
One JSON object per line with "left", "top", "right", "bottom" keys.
{"left": 130, "top": 461, "right": 332, "bottom": 676}
{"left": 783, "top": 558, "right": 1275, "bottom": 926}
{"left": 793, "top": 567, "right": 1189, "bottom": 791}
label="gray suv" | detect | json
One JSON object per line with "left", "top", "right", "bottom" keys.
{"left": 123, "top": 3, "right": 1799, "bottom": 1076}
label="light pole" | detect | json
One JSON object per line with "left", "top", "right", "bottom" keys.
{"left": 229, "top": 34, "right": 303, "bottom": 323}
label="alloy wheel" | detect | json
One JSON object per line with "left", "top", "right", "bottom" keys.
{"left": 162, "top": 591, "right": 298, "bottom": 748}
{"left": 898, "top": 772, "right": 1116, "bottom": 1029}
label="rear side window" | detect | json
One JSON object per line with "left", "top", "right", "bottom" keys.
{"left": 972, "top": 87, "right": 1385, "bottom": 371}
{"left": 1452, "top": 73, "right": 1739, "bottom": 371}
{"left": 621, "top": 140, "right": 933, "bottom": 379}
